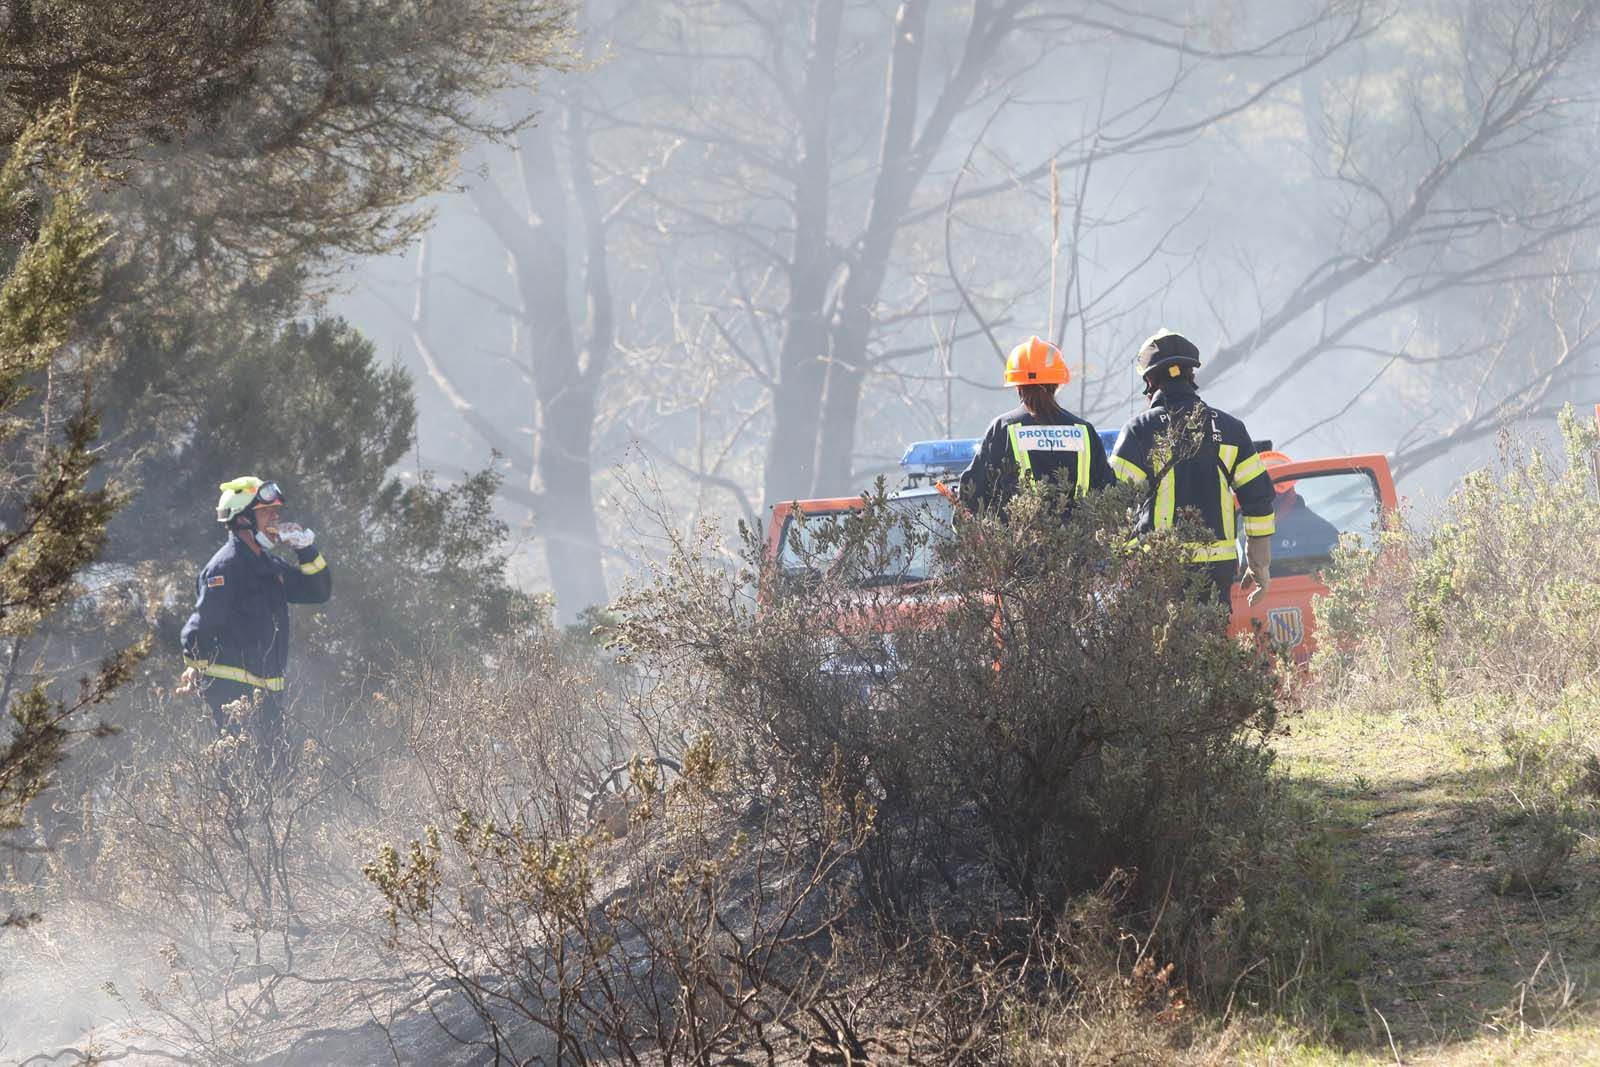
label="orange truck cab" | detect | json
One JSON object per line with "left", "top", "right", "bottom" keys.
{"left": 762, "top": 439, "right": 967, "bottom": 605}
{"left": 763, "top": 435, "right": 1399, "bottom": 666}
{"left": 1229, "top": 452, "right": 1398, "bottom": 663}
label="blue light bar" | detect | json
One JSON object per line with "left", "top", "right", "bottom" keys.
{"left": 900, "top": 438, "right": 980, "bottom": 472}
{"left": 1098, "top": 429, "right": 1118, "bottom": 454}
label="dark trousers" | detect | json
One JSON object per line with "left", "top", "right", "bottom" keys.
{"left": 203, "top": 678, "right": 288, "bottom": 778}
{"left": 1195, "top": 561, "right": 1237, "bottom": 610}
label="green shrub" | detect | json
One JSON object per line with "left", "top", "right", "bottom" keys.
{"left": 353, "top": 481, "right": 1348, "bottom": 1063}
{"left": 1314, "top": 407, "right": 1600, "bottom": 710}
{"left": 615, "top": 480, "right": 1324, "bottom": 1001}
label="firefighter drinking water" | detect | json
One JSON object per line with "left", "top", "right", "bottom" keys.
{"left": 959, "top": 335, "right": 1115, "bottom": 517}
{"left": 177, "top": 477, "right": 332, "bottom": 771}
{"left": 1110, "top": 330, "right": 1275, "bottom": 607}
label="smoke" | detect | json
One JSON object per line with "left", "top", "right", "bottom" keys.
{"left": 329, "top": 0, "right": 1600, "bottom": 604}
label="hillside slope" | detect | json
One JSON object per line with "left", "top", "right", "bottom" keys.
{"left": 1244, "top": 704, "right": 1600, "bottom": 1065}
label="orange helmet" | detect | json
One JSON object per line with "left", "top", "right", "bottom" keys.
{"left": 1258, "top": 450, "right": 1296, "bottom": 495}
{"left": 1004, "top": 335, "right": 1070, "bottom": 386}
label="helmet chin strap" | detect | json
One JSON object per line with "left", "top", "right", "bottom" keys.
{"left": 233, "top": 510, "right": 276, "bottom": 550}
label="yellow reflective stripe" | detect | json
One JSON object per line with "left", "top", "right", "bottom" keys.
{"left": 1217, "top": 444, "right": 1240, "bottom": 544}
{"left": 1155, "top": 470, "right": 1176, "bottom": 530}
{"left": 1111, "top": 455, "right": 1147, "bottom": 484}
{"left": 1186, "top": 539, "right": 1240, "bottom": 563}
{"left": 1233, "top": 452, "right": 1268, "bottom": 487}
{"left": 299, "top": 553, "right": 327, "bottom": 575}
{"left": 1007, "top": 425, "right": 1033, "bottom": 479}
{"left": 1218, "top": 468, "right": 1236, "bottom": 544}
{"left": 183, "top": 657, "right": 286, "bottom": 692}
{"left": 1076, "top": 444, "right": 1091, "bottom": 495}
{"left": 1244, "top": 513, "right": 1276, "bottom": 537}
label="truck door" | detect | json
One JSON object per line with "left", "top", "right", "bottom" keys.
{"left": 1228, "top": 453, "right": 1399, "bottom": 663}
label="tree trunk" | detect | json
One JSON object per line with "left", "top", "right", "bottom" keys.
{"left": 813, "top": 0, "right": 932, "bottom": 494}
{"left": 533, "top": 384, "right": 607, "bottom": 619}
{"left": 514, "top": 122, "right": 608, "bottom": 621}
{"left": 467, "top": 119, "right": 610, "bottom": 622}
{"left": 812, "top": 355, "right": 866, "bottom": 494}
{"left": 761, "top": 0, "right": 843, "bottom": 506}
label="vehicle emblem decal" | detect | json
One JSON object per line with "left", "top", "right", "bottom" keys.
{"left": 1266, "top": 606, "right": 1304, "bottom": 648}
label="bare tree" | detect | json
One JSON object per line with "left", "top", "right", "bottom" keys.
{"left": 463, "top": 108, "right": 618, "bottom": 616}
{"left": 354, "top": 0, "right": 1594, "bottom": 595}
{"left": 1196, "top": 0, "right": 1600, "bottom": 468}
{"left": 594, "top": 0, "right": 1377, "bottom": 503}
{"left": 353, "top": 1, "right": 1379, "bottom": 591}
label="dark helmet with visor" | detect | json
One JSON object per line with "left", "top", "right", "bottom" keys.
{"left": 1135, "top": 329, "right": 1202, "bottom": 377}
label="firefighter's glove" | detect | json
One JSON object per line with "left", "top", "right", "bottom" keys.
{"left": 278, "top": 524, "right": 315, "bottom": 550}
{"left": 1243, "top": 535, "right": 1272, "bottom": 606}
{"left": 175, "top": 666, "right": 201, "bottom": 696}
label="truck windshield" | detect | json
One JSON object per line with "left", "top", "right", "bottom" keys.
{"left": 776, "top": 495, "right": 956, "bottom": 588}
{"left": 1267, "top": 467, "right": 1384, "bottom": 578}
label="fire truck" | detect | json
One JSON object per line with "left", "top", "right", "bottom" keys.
{"left": 763, "top": 435, "right": 1400, "bottom": 664}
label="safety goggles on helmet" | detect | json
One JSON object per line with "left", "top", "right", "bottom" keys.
{"left": 215, "top": 476, "right": 286, "bottom": 523}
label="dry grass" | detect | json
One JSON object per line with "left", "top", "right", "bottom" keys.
{"left": 1218, "top": 703, "right": 1600, "bottom": 1065}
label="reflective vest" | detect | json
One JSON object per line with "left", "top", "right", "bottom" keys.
{"left": 1007, "top": 422, "right": 1093, "bottom": 496}
{"left": 1110, "top": 387, "right": 1275, "bottom": 562}
{"left": 959, "top": 405, "right": 1117, "bottom": 517}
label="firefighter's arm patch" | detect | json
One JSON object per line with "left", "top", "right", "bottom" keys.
{"left": 205, "top": 575, "right": 226, "bottom": 589}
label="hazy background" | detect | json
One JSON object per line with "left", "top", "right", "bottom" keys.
{"left": 326, "top": 0, "right": 1600, "bottom": 619}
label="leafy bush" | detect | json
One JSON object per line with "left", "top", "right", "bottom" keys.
{"left": 1314, "top": 407, "right": 1600, "bottom": 710}
{"left": 335, "top": 480, "right": 1342, "bottom": 1063}
{"left": 615, "top": 481, "right": 1308, "bottom": 998}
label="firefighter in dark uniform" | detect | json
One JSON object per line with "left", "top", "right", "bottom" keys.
{"left": 960, "top": 335, "right": 1116, "bottom": 517}
{"left": 1110, "top": 330, "right": 1275, "bottom": 607}
{"left": 178, "top": 476, "right": 332, "bottom": 770}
